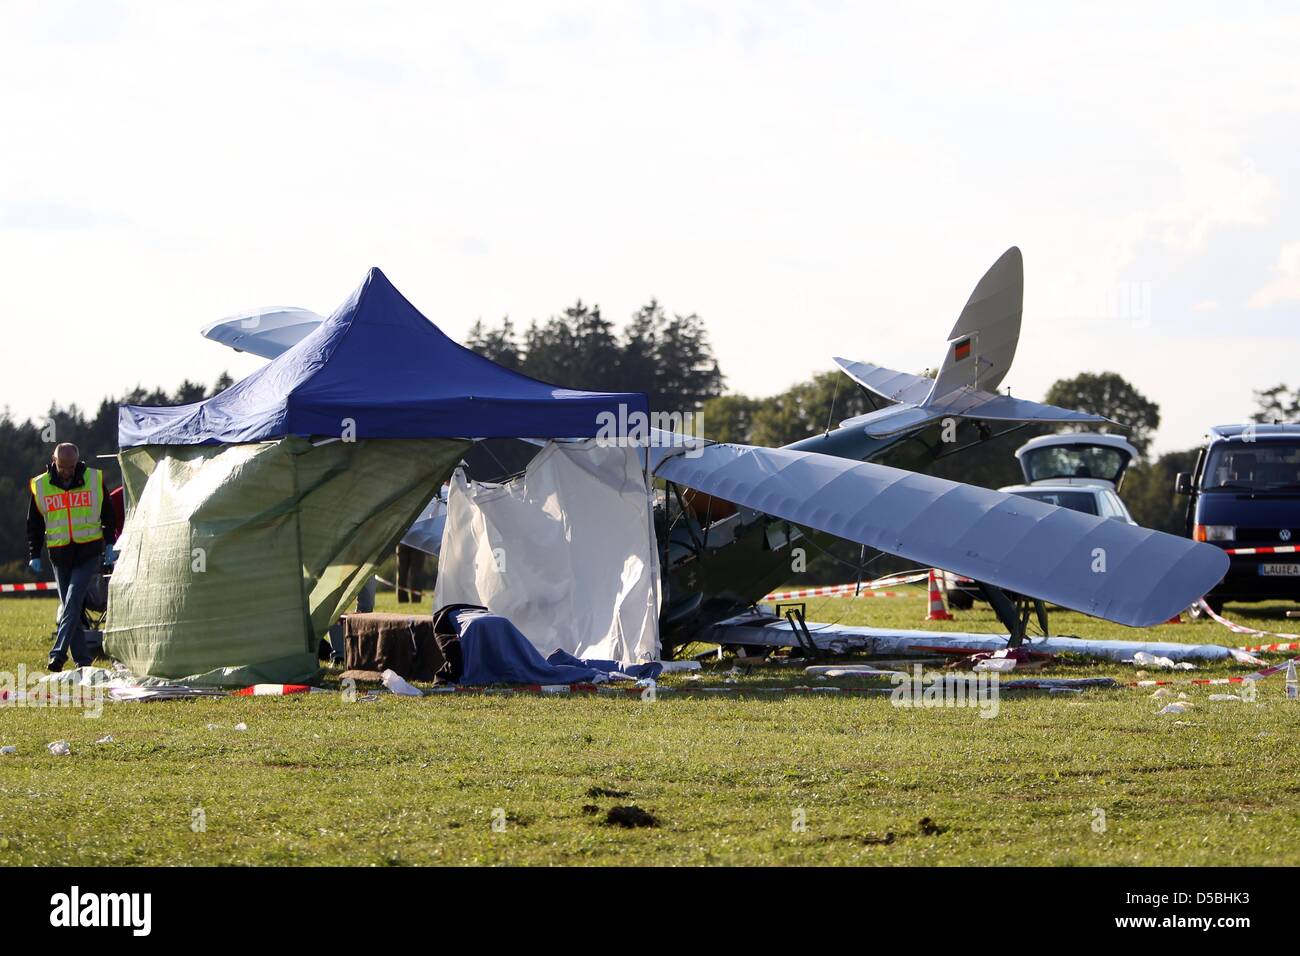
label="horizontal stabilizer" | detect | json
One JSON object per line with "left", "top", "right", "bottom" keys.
{"left": 836, "top": 356, "right": 1110, "bottom": 433}
{"left": 922, "top": 388, "right": 1111, "bottom": 425}
{"left": 655, "top": 443, "right": 1227, "bottom": 628}
{"left": 833, "top": 358, "right": 934, "bottom": 405}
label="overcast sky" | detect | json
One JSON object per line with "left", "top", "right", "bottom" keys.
{"left": 3, "top": 1, "right": 1298, "bottom": 455}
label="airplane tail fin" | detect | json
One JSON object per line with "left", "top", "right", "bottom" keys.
{"left": 929, "top": 246, "right": 1023, "bottom": 402}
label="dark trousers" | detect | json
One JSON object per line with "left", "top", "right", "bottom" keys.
{"left": 50, "top": 554, "right": 100, "bottom": 669}
{"left": 396, "top": 544, "right": 424, "bottom": 603}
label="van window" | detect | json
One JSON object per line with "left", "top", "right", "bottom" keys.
{"left": 1204, "top": 441, "right": 1300, "bottom": 491}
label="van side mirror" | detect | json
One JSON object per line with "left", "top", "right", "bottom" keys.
{"left": 1174, "top": 472, "right": 1193, "bottom": 495}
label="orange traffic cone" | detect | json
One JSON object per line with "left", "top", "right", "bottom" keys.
{"left": 925, "top": 569, "right": 953, "bottom": 621}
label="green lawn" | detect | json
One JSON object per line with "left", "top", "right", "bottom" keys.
{"left": 1, "top": 589, "right": 1298, "bottom": 865}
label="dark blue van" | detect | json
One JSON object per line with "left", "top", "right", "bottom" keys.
{"left": 1176, "top": 423, "right": 1300, "bottom": 612}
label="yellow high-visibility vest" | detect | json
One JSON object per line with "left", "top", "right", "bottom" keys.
{"left": 30, "top": 467, "right": 104, "bottom": 549}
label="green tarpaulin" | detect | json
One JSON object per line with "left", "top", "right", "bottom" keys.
{"left": 106, "top": 437, "right": 469, "bottom": 686}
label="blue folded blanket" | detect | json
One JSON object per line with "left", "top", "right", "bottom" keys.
{"left": 453, "top": 610, "right": 662, "bottom": 686}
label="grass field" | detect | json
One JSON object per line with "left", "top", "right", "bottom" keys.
{"left": 1, "top": 588, "right": 1299, "bottom": 866}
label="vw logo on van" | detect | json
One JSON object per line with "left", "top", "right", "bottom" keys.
{"left": 1282, "top": 529, "right": 1293, "bottom": 542}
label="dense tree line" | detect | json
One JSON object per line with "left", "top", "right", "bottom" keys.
{"left": 466, "top": 299, "right": 725, "bottom": 413}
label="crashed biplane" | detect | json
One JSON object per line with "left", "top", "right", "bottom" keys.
{"left": 197, "top": 249, "right": 1229, "bottom": 662}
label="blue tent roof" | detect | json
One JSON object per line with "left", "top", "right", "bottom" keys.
{"left": 119, "top": 268, "right": 649, "bottom": 447}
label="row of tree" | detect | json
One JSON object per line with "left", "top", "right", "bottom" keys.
{"left": 466, "top": 300, "right": 725, "bottom": 414}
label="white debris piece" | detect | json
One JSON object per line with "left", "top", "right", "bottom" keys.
{"left": 973, "top": 658, "right": 1018, "bottom": 673}
{"left": 1158, "top": 702, "right": 1194, "bottom": 715}
{"left": 233, "top": 722, "right": 248, "bottom": 731}
{"left": 381, "top": 669, "right": 423, "bottom": 697}
{"left": 0, "top": 745, "right": 16, "bottom": 755}
{"left": 95, "top": 735, "right": 115, "bottom": 744}
{"left": 47, "top": 740, "right": 71, "bottom": 755}
{"left": 1130, "top": 652, "right": 1196, "bottom": 671}
{"left": 657, "top": 660, "right": 701, "bottom": 673}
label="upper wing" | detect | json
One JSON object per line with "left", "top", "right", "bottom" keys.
{"left": 655, "top": 443, "right": 1227, "bottom": 628}
{"left": 200, "top": 307, "right": 325, "bottom": 359}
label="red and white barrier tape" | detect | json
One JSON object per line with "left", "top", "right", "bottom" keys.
{"left": 1134, "top": 654, "right": 1298, "bottom": 688}
{"left": 762, "top": 571, "right": 930, "bottom": 603}
{"left": 1196, "top": 598, "right": 1300, "bottom": 646}
{"left": 231, "top": 684, "right": 321, "bottom": 696}
{"left": 1222, "top": 545, "right": 1299, "bottom": 556}
{"left": 0, "top": 581, "right": 56, "bottom": 594}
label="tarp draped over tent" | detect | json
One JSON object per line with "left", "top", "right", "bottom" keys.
{"left": 434, "top": 440, "right": 662, "bottom": 663}
{"left": 109, "top": 437, "right": 468, "bottom": 685}
{"left": 108, "top": 267, "right": 650, "bottom": 685}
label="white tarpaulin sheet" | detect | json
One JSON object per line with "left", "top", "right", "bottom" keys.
{"left": 433, "top": 440, "right": 661, "bottom": 663}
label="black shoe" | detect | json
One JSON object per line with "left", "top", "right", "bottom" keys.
{"left": 47, "top": 661, "right": 63, "bottom": 673}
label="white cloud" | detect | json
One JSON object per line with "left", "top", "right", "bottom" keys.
{"left": 1249, "top": 240, "right": 1300, "bottom": 308}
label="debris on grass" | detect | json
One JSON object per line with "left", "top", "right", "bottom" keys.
{"left": 381, "top": 669, "right": 423, "bottom": 697}
{"left": 581, "top": 804, "right": 601, "bottom": 815}
{"left": 603, "top": 805, "right": 659, "bottom": 828}
{"left": 95, "top": 735, "right": 114, "bottom": 744}
{"left": 1158, "top": 702, "right": 1193, "bottom": 715}
{"left": 0, "top": 746, "right": 15, "bottom": 755}
{"left": 1129, "top": 652, "right": 1195, "bottom": 671}
{"left": 586, "top": 786, "right": 631, "bottom": 798}
{"left": 234, "top": 722, "right": 248, "bottom": 731}
{"left": 918, "top": 817, "right": 946, "bottom": 836}
{"left": 47, "top": 740, "right": 70, "bottom": 756}
{"left": 862, "top": 831, "right": 896, "bottom": 846}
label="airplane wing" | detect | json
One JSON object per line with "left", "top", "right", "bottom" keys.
{"left": 654, "top": 443, "right": 1227, "bottom": 628}
{"left": 399, "top": 492, "right": 449, "bottom": 555}
{"left": 200, "top": 307, "right": 325, "bottom": 359}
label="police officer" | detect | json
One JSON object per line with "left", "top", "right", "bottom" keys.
{"left": 27, "top": 443, "right": 117, "bottom": 672}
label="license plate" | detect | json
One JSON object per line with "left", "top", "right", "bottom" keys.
{"left": 1258, "top": 563, "right": 1300, "bottom": 577}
